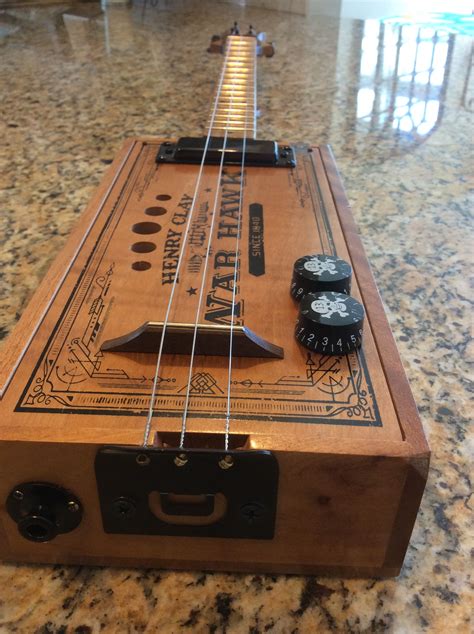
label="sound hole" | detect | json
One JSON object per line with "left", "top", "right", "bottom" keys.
{"left": 131, "top": 241, "right": 156, "bottom": 253}
{"left": 132, "top": 261, "right": 152, "bottom": 271}
{"left": 132, "top": 222, "right": 161, "bottom": 235}
{"left": 156, "top": 194, "right": 171, "bottom": 201}
{"left": 145, "top": 207, "right": 167, "bottom": 216}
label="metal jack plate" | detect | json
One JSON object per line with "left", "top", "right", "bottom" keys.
{"left": 95, "top": 446, "right": 279, "bottom": 539}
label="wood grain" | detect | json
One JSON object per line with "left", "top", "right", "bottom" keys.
{"left": 0, "top": 139, "right": 429, "bottom": 575}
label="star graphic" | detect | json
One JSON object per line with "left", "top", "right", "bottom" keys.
{"left": 186, "top": 287, "right": 198, "bottom": 296}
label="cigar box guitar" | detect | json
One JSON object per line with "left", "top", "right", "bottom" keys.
{"left": 0, "top": 27, "right": 429, "bottom": 576}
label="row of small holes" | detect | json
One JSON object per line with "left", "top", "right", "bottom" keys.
{"left": 130, "top": 196, "right": 170, "bottom": 270}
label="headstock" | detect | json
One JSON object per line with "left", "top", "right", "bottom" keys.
{"left": 208, "top": 22, "right": 275, "bottom": 57}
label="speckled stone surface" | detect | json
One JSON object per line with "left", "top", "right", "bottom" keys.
{"left": 0, "top": 1, "right": 472, "bottom": 632}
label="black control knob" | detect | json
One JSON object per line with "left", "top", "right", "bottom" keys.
{"left": 291, "top": 254, "right": 352, "bottom": 301}
{"left": 295, "top": 291, "right": 364, "bottom": 355}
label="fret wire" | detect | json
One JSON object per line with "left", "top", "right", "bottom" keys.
{"left": 213, "top": 108, "right": 251, "bottom": 113}
{"left": 211, "top": 115, "right": 252, "bottom": 120}
{"left": 208, "top": 35, "right": 257, "bottom": 140}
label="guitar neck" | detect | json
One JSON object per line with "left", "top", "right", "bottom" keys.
{"left": 208, "top": 35, "right": 257, "bottom": 140}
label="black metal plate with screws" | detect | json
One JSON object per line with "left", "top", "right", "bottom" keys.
{"left": 156, "top": 137, "right": 296, "bottom": 168}
{"left": 6, "top": 482, "right": 83, "bottom": 543}
{"left": 95, "top": 446, "right": 279, "bottom": 539}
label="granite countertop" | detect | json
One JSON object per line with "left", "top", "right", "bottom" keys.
{"left": 0, "top": 1, "right": 472, "bottom": 631}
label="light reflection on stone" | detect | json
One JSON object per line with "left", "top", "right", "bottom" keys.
{"left": 356, "top": 20, "right": 452, "bottom": 144}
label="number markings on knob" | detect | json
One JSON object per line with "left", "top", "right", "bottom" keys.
{"left": 294, "top": 291, "right": 365, "bottom": 356}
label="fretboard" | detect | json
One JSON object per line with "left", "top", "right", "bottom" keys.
{"left": 208, "top": 35, "right": 257, "bottom": 139}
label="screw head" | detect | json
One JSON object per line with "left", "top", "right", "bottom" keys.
{"left": 174, "top": 453, "right": 188, "bottom": 467}
{"left": 241, "top": 502, "right": 265, "bottom": 524}
{"left": 111, "top": 497, "right": 136, "bottom": 519}
{"left": 67, "top": 501, "right": 80, "bottom": 513}
{"left": 13, "top": 490, "right": 24, "bottom": 501}
{"left": 218, "top": 455, "right": 234, "bottom": 470}
{"left": 136, "top": 453, "right": 150, "bottom": 466}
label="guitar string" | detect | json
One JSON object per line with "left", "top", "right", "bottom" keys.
{"left": 142, "top": 36, "right": 237, "bottom": 447}
{"left": 178, "top": 36, "right": 248, "bottom": 449}
{"left": 223, "top": 39, "right": 255, "bottom": 452}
